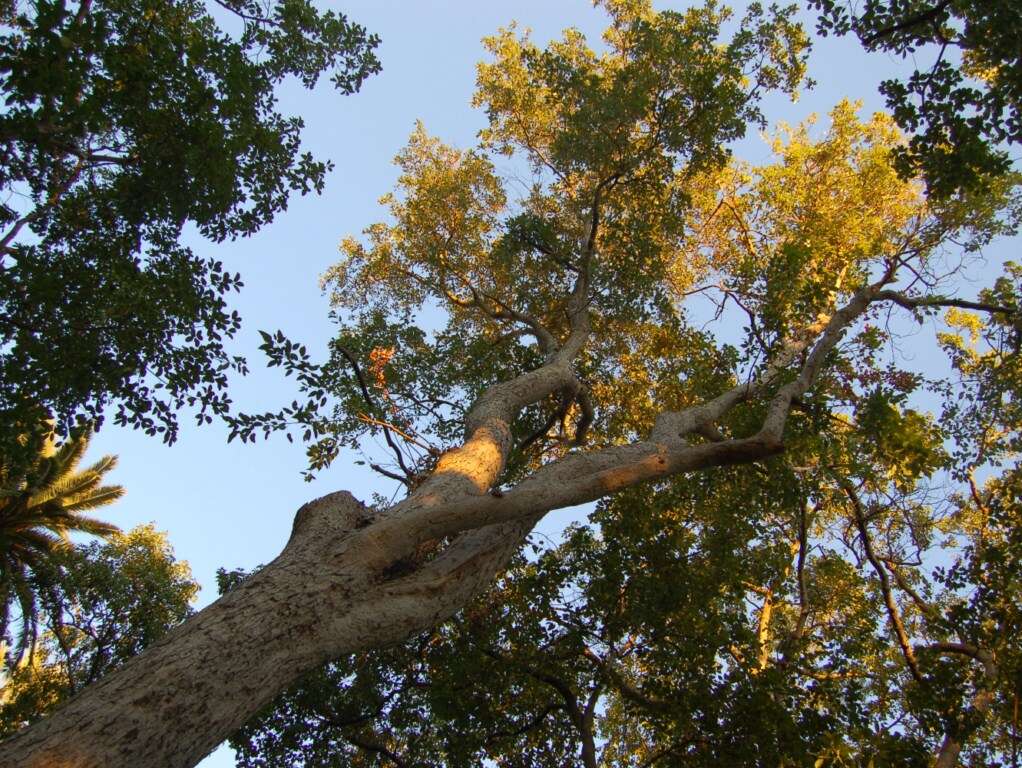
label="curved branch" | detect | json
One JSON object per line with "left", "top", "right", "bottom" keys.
{"left": 573, "top": 387, "right": 595, "bottom": 446}
{"left": 343, "top": 730, "right": 409, "bottom": 768}
{"left": 516, "top": 390, "right": 574, "bottom": 455}
{"left": 582, "top": 649, "right": 673, "bottom": 714}
{"left": 837, "top": 476, "right": 923, "bottom": 683}
{"left": 917, "top": 642, "right": 998, "bottom": 768}
{"left": 858, "top": 0, "right": 955, "bottom": 47}
{"left": 483, "top": 702, "right": 563, "bottom": 747}
{"left": 881, "top": 558, "right": 941, "bottom": 623}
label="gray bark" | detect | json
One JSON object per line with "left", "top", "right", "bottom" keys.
{"left": 0, "top": 491, "right": 532, "bottom": 767}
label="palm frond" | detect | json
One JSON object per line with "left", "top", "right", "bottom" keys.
{"left": 2, "top": 530, "right": 63, "bottom": 557}
{"left": 49, "top": 427, "right": 92, "bottom": 479}
{"left": 81, "top": 454, "right": 117, "bottom": 478}
{"left": 9, "top": 565, "right": 39, "bottom": 663}
{"left": 52, "top": 513, "right": 119, "bottom": 538}
{"left": 29, "top": 471, "right": 102, "bottom": 508}
{"left": 60, "top": 486, "right": 126, "bottom": 515}
{"left": 25, "top": 454, "right": 121, "bottom": 512}
{"left": 0, "top": 421, "right": 119, "bottom": 663}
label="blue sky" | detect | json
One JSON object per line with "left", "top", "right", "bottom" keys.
{"left": 79, "top": 2, "right": 1018, "bottom": 765}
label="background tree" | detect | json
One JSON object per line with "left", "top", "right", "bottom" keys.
{"left": 0, "top": 425, "right": 122, "bottom": 665}
{"left": 1, "top": 3, "right": 1020, "bottom": 767}
{"left": 0, "top": 525, "right": 198, "bottom": 734}
{"left": 808, "top": 0, "right": 1022, "bottom": 196}
{"left": 0, "top": 0, "right": 380, "bottom": 472}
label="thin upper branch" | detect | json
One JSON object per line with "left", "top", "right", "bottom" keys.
{"left": 837, "top": 476, "right": 923, "bottom": 683}
{"left": 874, "top": 289, "right": 1017, "bottom": 317}
{"left": 858, "top": 0, "right": 955, "bottom": 47}
{"left": 582, "top": 649, "right": 673, "bottom": 714}
{"left": 335, "top": 345, "right": 416, "bottom": 482}
{"left": 918, "top": 641, "right": 996, "bottom": 676}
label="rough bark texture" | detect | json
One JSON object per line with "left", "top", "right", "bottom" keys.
{"left": 0, "top": 492, "right": 531, "bottom": 768}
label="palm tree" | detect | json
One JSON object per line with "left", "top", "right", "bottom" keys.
{"left": 0, "top": 426, "right": 122, "bottom": 665}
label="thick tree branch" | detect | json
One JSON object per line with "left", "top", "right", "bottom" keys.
{"left": 918, "top": 642, "right": 998, "bottom": 768}
{"left": 793, "top": 501, "right": 811, "bottom": 646}
{"left": 580, "top": 682, "right": 603, "bottom": 768}
{"left": 573, "top": 386, "right": 595, "bottom": 446}
{"left": 918, "top": 641, "right": 996, "bottom": 675}
{"left": 516, "top": 387, "right": 578, "bottom": 454}
{"left": 1, "top": 495, "right": 535, "bottom": 768}
{"left": 388, "top": 282, "right": 883, "bottom": 548}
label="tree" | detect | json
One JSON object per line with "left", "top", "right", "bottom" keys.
{"left": 808, "top": 0, "right": 1022, "bottom": 196}
{"left": 1, "top": 2, "right": 1019, "bottom": 766}
{"left": 0, "top": 525, "right": 198, "bottom": 734}
{"left": 0, "top": 0, "right": 380, "bottom": 472}
{"left": 0, "top": 425, "right": 123, "bottom": 665}
{"left": 227, "top": 107, "right": 1022, "bottom": 768}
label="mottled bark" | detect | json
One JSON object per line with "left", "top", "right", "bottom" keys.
{"left": 0, "top": 490, "right": 533, "bottom": 768}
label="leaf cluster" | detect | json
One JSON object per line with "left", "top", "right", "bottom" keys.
{"left": 0, "top": 0, "right": 380, "bottom": 470}
{"left": 809, "top": 0, "right": 1022, "bottom": 196}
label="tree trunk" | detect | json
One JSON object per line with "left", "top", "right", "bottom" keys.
{"left": 0, "top": 491, "right": 531, "bottom": 768}
{"left": 934, "top": 734, "right": 962, "bottom": 768}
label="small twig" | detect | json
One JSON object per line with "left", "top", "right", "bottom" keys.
{"left": 335, "top": 345, "right": 416, "bottom": 480}
{"left": 356, "top": 413, "right": 432, "bottom": 454}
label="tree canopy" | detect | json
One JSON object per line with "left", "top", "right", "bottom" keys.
{"left": 809, "top": 0, "right": 1022, "bottom": 195}
{"left": 223, "top": 3, "right": 1022, "bottom": 764}
{"left": 2, "top": 2, "right": 1021, "bottom": 767}
{"left": 225, "top": 97, "right": 1022, "bottom": 767}
{"left": 0, "top": 0, "right": 379, "bottom": 472}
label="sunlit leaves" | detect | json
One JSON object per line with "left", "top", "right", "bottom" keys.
{"left": 229, "top": 5, "right": 1022, "bottom": 765}
{"left": 255, "top": 1, "right": 815, "bottom": 480}
{"left": 681, "top": 102, "right": 926, "bottom": 341}
{"left": 326, "top": 123, "right": 507, "bottom": 317}
{"left": 939, "top": 262, "right": 1022, "bottom": 466}
{"left": 854, "top": 392, "right": 947, "bottom": 491}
